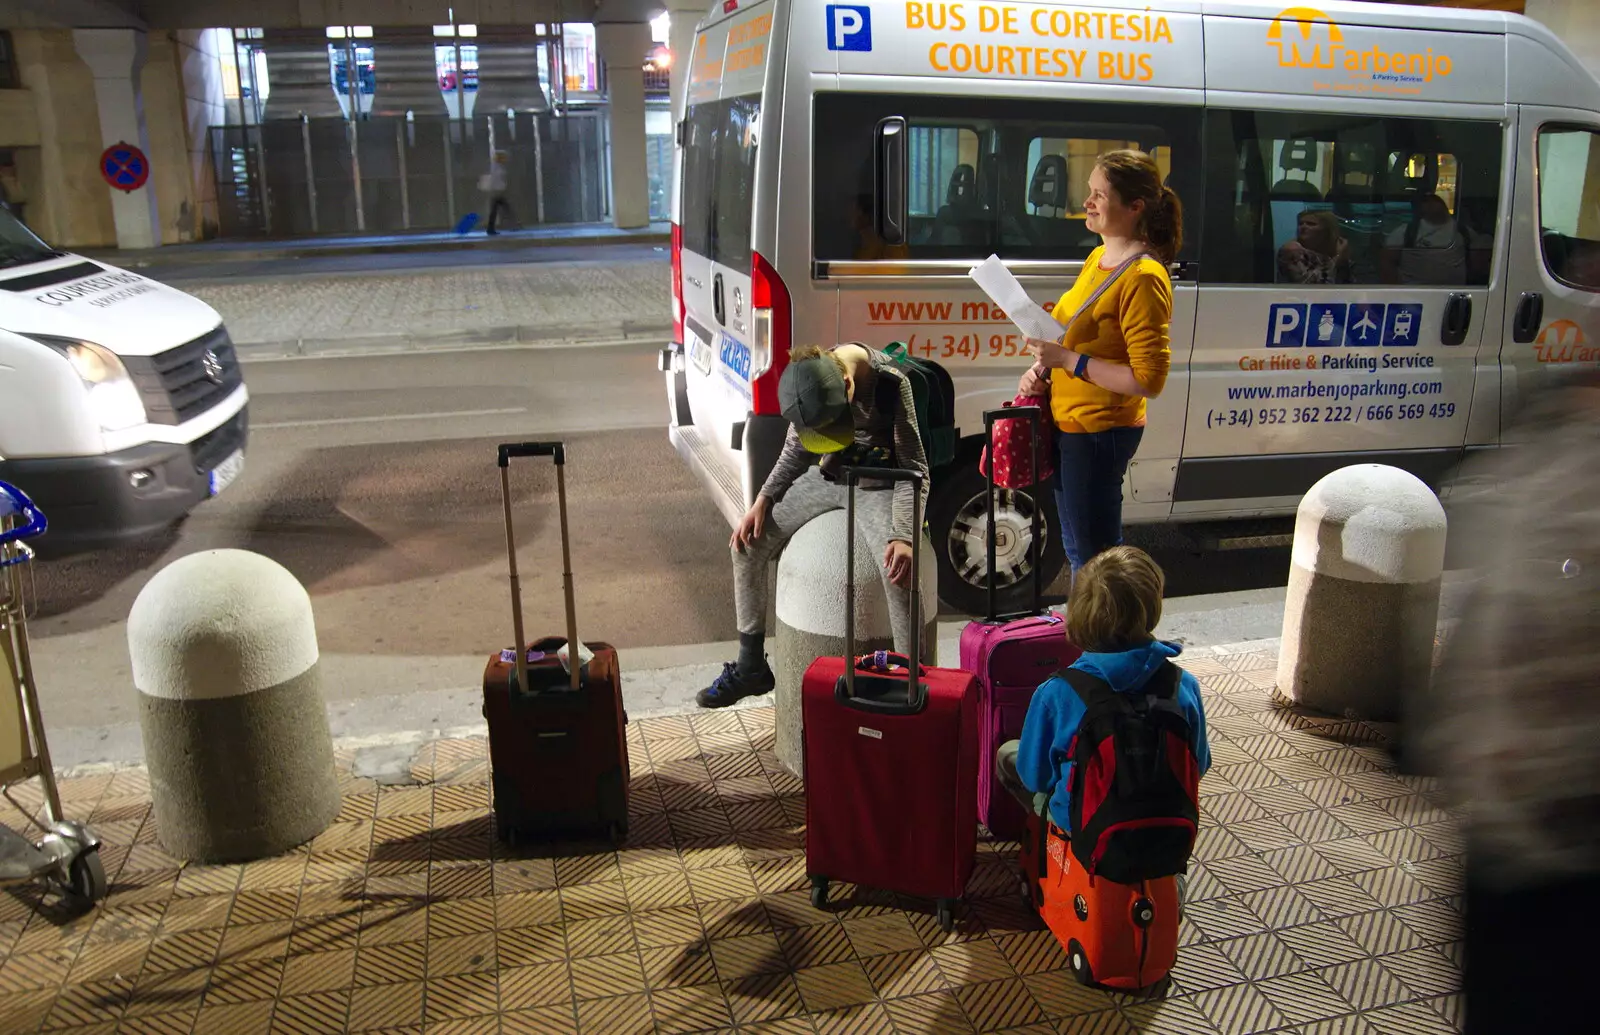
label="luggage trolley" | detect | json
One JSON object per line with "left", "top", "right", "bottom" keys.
{"left": 0, "top": 481, "right": 107, "bottom": 904}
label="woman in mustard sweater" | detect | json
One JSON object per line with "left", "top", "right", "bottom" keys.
{"left": 1020, "top": 150, "right": 1182, "bottom": 580}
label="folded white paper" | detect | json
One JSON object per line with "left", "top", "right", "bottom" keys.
{"left": 969, "top": 254, "right": 1064, "bottom": 343}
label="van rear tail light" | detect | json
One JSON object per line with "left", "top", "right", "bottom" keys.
{"left": 750, "top": 250, "right": 791, "bottom": 415}
{"left": 670, "top": 222, "right": 685, "bottom": 345}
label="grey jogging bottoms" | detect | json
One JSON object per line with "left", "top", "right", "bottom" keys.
{"left": 734, "top": 467, "right": 915, "bottom": 654}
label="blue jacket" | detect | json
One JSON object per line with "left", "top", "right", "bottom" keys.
{"left": 1015, "top": 639, "right": 1211, "bottom": 833}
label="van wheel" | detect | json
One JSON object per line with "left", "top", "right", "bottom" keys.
{"left": 927, "top": 462, "right": 1065, "bottom": 617}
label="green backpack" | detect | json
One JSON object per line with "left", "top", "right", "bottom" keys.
{"left": 879, "top": 342, "right": 958, "bottom": 470}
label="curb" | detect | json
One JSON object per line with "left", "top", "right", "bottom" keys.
{"left": 88, "top": 229, "right": 671, "bottom": 268}
{"left": 234, "top": 321, "right": 674, "bottom": 360}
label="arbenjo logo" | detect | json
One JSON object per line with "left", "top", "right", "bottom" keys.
{"left": 826, "top": 5, "right": 872, "bottom": 52}
{"left": 1267, "top": 7, "right": 1452, "bottom": 83}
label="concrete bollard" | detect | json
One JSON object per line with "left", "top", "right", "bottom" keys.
{"left": 128, "top": 549, "right": 340, "bottom": 862}
{"left": 1277, "top": 464, "right": 1447, "bottom": 722}
{"left": 771, "top": 509, "right": 939, "bottom": 777}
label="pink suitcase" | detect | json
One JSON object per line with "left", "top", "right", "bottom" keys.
{"left": 962, "top": 405, "right": 1082, "bottom": 842}
{"left": 804, "top": 467, "right": 980, "bottom": 933}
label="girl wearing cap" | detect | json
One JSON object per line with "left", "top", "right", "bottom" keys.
{"left": 696, "top": 343, "right": 929, "bottom": 708}
{"left": 1021, "top": 150, "right": 1182, "bottom": 581}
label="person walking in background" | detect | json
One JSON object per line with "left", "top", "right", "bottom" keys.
{"left": 1427, "top": 366, "right": 1600, "bottom": 1032}
{"left": 481, "top": 150, "right": 513, "bottom": 235}
{"left": 1020, "top": 149, "right": 1182, "bottom": 583}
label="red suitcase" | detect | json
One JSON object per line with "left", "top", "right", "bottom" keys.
{"left": 803, "top": 466, "right": 981, "bottom": 932}
{"left": 1020, "top": 808, "right": 1179, "bottom": 991}
{"left": 963, "top": 404, "right": 1082, "bottom": 842}
{"left": 482, "top": 441, "right": 629, "bottom": 845}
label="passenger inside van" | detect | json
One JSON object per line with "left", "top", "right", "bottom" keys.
{"left": 1381, "top": 192, "right": 1490, "bottom": 285}
{"left": 1277, "top": 209, "right": 1352, "bottom": 285}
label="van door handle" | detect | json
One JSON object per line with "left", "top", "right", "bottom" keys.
{"left": 1441, "top": 293, "right": 1472, "bottom": 347}
{"left": 1513, "top": 291, "right": 1544, "bottom": 344}
{"left": 713, "top": 272, "right": 726, "bottom": 326}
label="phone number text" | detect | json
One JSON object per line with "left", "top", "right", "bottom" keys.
{"left": 1206, "top": 402, "right": 1458, "bottom": 430}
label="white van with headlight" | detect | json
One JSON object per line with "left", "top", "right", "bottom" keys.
{"left": 0, "top": 207, "right": 248, "bottom": 554}
{"left": 663, "top": 0, "right": 1600, "bottom": 616}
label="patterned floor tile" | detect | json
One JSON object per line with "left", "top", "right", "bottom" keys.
{"left": 722, "top": 972, "right": 806, "bottom": 1026}
{"left": 793, "top": 961, "right": 877, "bottom": 1012}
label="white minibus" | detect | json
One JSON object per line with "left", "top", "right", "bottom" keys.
{"left": 662, "top": 0, "right": 1600, "bottom": 614}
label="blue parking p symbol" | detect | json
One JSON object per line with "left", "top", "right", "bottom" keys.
{"left": 1267, "top": 304, "right": 1307, "bottom": 347}
{"left": 826, "top": 5, "right": 872, "bottom": 51}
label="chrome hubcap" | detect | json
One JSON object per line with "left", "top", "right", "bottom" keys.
{"left": 946, "top": 489, "right": 1047, "bottom": 590}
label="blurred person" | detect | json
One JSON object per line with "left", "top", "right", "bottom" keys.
{"left": 1277, "top": 208, "right": 1351, "bottom": 284}
{"left": 481, "top": 150, "right": 513, "bottom": 235}
{"left": 1427, "top": 366, "right": 1600, "bottom": 1032}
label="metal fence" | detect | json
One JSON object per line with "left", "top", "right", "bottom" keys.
{"left": 210, "top": 110, "right": 612, "bottom": 238}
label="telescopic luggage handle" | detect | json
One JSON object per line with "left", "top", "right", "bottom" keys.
{"left": 841, "top": 466, "right": 925, "bottom": 710}
{"left": 981, "top": 405, "right": 1047, "bottom": 622}
{"left": 496, "top": 441, "right": 580, "bottom": 695}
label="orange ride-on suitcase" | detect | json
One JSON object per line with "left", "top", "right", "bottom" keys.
{"left": 1019, "top": 808, "right": 1179, "bottom": 990}
{"left": 483, "top": 441, "right": 629, "bottom": 845}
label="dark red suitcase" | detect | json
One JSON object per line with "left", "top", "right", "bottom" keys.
{"left": 803, "top": 466, "right": 981, "bottom": 931}
{"left": 483, "top": 441, "right": 628, "bottom": 845}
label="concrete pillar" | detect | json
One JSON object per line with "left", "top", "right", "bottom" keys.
{"left": 72, "top": 28, "right": 161, "bottom": 250}
{"left": 771, "top": 511, "right": 940, "bottom": 777}
{"left": 1526, "top": 0, "right": 1600, "bottom": 75}
{"left": 128, "top": 550, "right": 341, "bottom": 862}
{"left": 665, "top": 2, "right": 703, "bottom": 122}
{"left": 1276, "top": 465, "right": 1447, "bottom": 723}
{"left": 595, "top": 22, "right": 653, "bottom": 229}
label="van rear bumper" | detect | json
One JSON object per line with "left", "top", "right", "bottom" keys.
{"left": 0, "top": 407, "right": 249, "bottom": 555}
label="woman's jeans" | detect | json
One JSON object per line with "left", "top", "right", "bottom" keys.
{"left": 1054, "top": 425, "right": 1144, "bottom": 578}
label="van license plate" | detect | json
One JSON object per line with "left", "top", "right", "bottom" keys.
{"left": 208, "top": 449, "right": 245, "bottom": 497}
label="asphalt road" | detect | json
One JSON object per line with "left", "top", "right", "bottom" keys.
{"left": 119, "top": 242, "right": 669, "bottom": 285}
{"left": 17, "top": 336, "right": 1304, "bottom": 766}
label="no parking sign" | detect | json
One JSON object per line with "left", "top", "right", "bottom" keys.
{"left": 100, "top": 142, "right": 149, "bottom": 193}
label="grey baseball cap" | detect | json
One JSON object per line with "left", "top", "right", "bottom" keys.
{"left": 778, "top": 351, "right": 854, "bottom": 454}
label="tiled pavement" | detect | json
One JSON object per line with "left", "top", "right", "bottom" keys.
{"left": 0, "top": 648, "right": 1465, "bottom": 1034}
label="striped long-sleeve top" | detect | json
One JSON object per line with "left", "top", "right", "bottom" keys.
{"left": 757, "top": 346, "right": 928, "bottom": 544}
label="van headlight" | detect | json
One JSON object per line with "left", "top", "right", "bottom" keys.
{"left": 31, "top": 336, "right": 148, "bottom": 433}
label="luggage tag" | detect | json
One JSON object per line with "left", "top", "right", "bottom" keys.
{"left": 556, "top": 639, "right": 595, "bottom": 678}
{"left": 499, "top": 648, "right": 549, "bottom": 664}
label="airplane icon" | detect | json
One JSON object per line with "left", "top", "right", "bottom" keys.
{"left": 1348, "top": 304, "right": 1383, "bottom": 346}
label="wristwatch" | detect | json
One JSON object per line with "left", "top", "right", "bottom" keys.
{"left": 1072, "top": 352, "right": 1092, "bottom": 381}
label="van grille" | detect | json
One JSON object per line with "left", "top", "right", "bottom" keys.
{"left": 190, "top": 409, "right": 248, "bottom": 474}
{"left": 124, "top": 326, "right": 243, "bottom": 426}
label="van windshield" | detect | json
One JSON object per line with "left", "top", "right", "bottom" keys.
{"left": 0, "top": 207, "right": 60, "bottom": 269}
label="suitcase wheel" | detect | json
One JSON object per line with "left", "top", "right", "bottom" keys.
{"left": 607, "top": 822, "right": 623, "bottom": 847}
{"left": 1067, "top": 939, "right": 1094, "bottom": 987}
{"left": 809, "top": 877, "right": 828, "bottom": 910}
{"left": 937, "top": 899, "right": 955, "bottom": 933}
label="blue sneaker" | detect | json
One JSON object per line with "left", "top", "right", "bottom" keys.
{"left": 697, "top": 662, "right": 775, "bottom": 709}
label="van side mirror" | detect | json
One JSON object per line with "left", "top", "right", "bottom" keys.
{"left": 875, "top": 116, "right": 908, "bottom": 247}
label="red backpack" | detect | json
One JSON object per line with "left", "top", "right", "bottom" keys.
{"left": 1062, "top": 663, "right": 1201, "bottom": 883}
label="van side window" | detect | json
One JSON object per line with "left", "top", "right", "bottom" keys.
{"left": 680, "top": 95, "right": 762, "bottom": 270}
{"left": 813, "top": 92, "right": 1201, "bottom": 264}
{"left": 1537, "top": 127, "right": 1600, "bottom": 292}
{"left": 1203, "top": 110, "right": 1503, "bottom": 287}
{"left": 0, "top": 32, "right": 18, "bottom": 89}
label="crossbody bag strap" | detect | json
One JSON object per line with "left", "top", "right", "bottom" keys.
{"left": 1053, "top": 252, "right": 1149, "bottom": 341}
